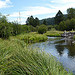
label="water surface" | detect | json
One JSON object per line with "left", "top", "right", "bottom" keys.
{"left": 31, "top": 37, "right": 75, "bottom": 74}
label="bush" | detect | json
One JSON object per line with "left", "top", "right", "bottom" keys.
{"left": 17, "top": 32, "right": 48, "bottom": 43}
{"left": 0, "top": 22, "right": 12, "bottom": 39}
{"left": 38, "top": 25, "right": 47, "bottom": 34}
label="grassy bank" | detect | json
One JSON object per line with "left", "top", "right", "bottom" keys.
{"left": 45, "top": 31, "right": 63, "bottom": 37}
{"left": 13, "top": 32, "right": 48, "bottom": 43}
{"left": 0, "top": 38, "right": 73, "bottom": 75}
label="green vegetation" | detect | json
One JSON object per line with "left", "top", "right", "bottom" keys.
{"left": 15, "top": 32, "right": 48, "bottom": 43}
{"left": 38, "top": 25, "right": 47, "bottom": 34}
{"left": 26, "top": 16, "right": 39, "bottom": 27}
{"left": 0, "top": 16, "right": 12, "bottom": 39}
{"left": 58, "top": 18, "right": 75, "bottom": 31}
{"left": 0, "top": 7, "right": 75, "bottom": 75}
{"left": 0, "top": 39, "right": 73, "bottom": 75}
{"left": 45, "top": 30, "right": 63, "bottom": 37}
{"left": 73, "top": 35, "right": 75, "bottom": 40}
{"left": 55, "top": 10, "right": 64, "bottom": 25}
{"left": 67, "top": 8, "right": 75, "bottom": 19}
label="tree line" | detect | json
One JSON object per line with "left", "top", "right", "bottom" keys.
{"left": 0, "top": 14, "right": 39, "bottom": 39}
{"left": 0, "top": 8, "right": 75, "bottom": 39}
{"left": 55, "top": 8, "right": 75, "bottom": 31}
{"left": 0, "top": 14, "right": 47, "bottom": 39}
{"left": 26, "top": 8, "right": 75, "bottom": 31}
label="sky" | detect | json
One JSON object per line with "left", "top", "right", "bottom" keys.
{"left": 0, "top": 0, "right": 75, "bottom": 24}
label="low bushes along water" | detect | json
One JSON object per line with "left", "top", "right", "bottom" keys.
{"left": 16, "top": 32, "right": 48, "bottom": 43}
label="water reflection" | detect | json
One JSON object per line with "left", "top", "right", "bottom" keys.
{"left": 64, "top": 38, "right": 73, "bottom": 46}
{"left": 55, "top": 45, "right": 64, "bottom": 56}
{"left": 31, "top": 37, "right": 75, "bottom": 74}
{"left": 55, "top": 38, "right": 75, "bottom": 57}
{"left": 67, "top": 45, "right": 75, "bottom": 57}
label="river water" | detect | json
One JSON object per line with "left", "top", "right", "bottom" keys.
{"left": 31, "top": 37, "right": 75, "bottom": 74}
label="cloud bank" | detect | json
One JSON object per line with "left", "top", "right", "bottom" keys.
{"left": 4, "top": 0, "right": 75, "bottom": 24}
{"left": 0, "top": 0, "right": 12, "bottom": 8}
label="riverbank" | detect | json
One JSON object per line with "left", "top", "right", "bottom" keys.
{"left": 0, "top": 38, "right": 73, "bottom": 75}
{"left": 9, "top": 32, "right": 48, "bottom": 43}
{"left": 45, "top": 31, "right": 63, "bottom": 37}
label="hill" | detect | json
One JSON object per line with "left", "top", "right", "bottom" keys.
{"left": 40, "top": 14, "right": 68, "bottom": 25}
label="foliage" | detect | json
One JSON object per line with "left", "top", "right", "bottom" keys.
{"left": 0, "top": 39, "right": 73, "bottom": 75}
{"left": 45, "top": 31, "right": 63, "bottom": 37}
{"left": 16, "top": 32, "right": 48, "bottom": 43}
{"left": 12, "top": 23, "right": 22, "bottom": 35}
{"left": 40, "top": 17, "right": 55, "bottom": 25}
{"left": 0, "top": 23, "right": 11, "bottom": 39}
{"left": 26, "top": 16, "right": 40, "bottom": 27}
{"left": 73, "top": 35, "right": 75, "bottom": 40}
{"left": 28, "top": 25, "right": 37, "bottom": 32}
{"left": 21, "top": 25, "right": 30, "bottom": 33}
{"left": 47, "top": 25, "right": 54, "bottom": 30}
{"left": 55, "top": 10, "right": 64, "bottom": 25}
{"left": 38, "top": 25, "right": 47, "bottom": 34}
{"left": 58, "top": 21, "right": 67, "bottom": 31}
{"left": 43, "top": 19, "right": 47, "bottom": 25}
{"left": 57, "top": 18, "right": 75, "bottom": 31}
{"left": 67, "top": 8, "right": 75, "bottom": 19}
{"left": 34, "top": 17, "right": 40, "bottom": 26}
{"left": 0, "top": 16, "right": 12, "bottom": 39}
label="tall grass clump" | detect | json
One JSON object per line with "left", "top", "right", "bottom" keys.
{"left": 0, "top": 39, "right": 73, "bottom": 75}
{"left": 16, "top": 32, "right": 48, "bottom": 43}
{"left": 45, "top": 31, "right": 63, "bottom": 37}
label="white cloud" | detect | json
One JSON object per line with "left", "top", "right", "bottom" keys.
{"left": 8, "top": 0, "right": 75, "bottom": 24}
{"left": 0, "top": 0, "right": 12, "bottom": 8}
{"left": 49, "top": 0, "right": 75, "bottom": 14}
{"left": 50, "top": 0, "right": 75, "bottom": 3}
{"left": 10, "top": 6, "right": 57, "bottom": 17}
{"left": 8, "top": 6, "right": 58, "bottom": 24}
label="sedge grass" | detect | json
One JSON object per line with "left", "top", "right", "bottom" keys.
{"left": 0, "top": 38, "right": 73, "bottom": 75}
{"left": 45, "top": 31, "right": 63, "bottom": 37}
{"left": 15, "top": 32, "right": 48, "bottom": 43}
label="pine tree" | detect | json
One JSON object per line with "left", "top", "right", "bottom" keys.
{"left": 55, "top": 10, "right": 64, "bottom": 25}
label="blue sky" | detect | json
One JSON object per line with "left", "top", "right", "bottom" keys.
{"left": 0, "top": 0, "right": 75, "bottom": 24}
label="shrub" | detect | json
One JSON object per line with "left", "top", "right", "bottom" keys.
{"left": 0, "top": 22, "right": 12, "bottom": 39}
{"left": 38, "top": 25, "right": 47, "bottom": 34}
{"left": 17, "top": 32, "right": 48, "bottom": 43}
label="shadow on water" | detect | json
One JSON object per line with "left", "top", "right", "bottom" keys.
{"left": 54, "top": 37, "right": 75, "bottom": 57}
{"left": 55, "top": 45, "right": 65, "bottom": 56}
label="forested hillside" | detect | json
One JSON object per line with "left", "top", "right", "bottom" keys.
{"left": 40, "top": 14, "right": 67, "bottom": 25}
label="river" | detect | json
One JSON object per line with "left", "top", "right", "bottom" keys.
{"left": 30, "top": 37, "right": 75, "bottom": 74}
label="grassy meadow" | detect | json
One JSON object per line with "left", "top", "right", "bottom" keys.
{"left": 0, "top": 38, "right": 73, "bottom": 75}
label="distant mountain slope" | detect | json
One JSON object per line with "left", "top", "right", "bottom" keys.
{"left": 40, "top": 14, "right": 67, "bottom": 25}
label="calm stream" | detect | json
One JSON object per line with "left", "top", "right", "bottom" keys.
{"left": 31, "top": 37, "right": 75, "bottom": 74}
